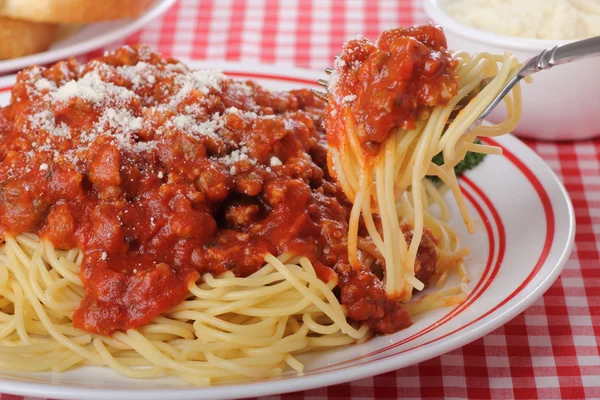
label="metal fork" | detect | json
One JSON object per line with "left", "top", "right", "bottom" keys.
{"left": 314, "top": 35, "right": 600, "bottom": 134}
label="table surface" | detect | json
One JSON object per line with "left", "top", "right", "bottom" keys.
{"left": 1, "top": 1, "right": 599, "bottom": 399}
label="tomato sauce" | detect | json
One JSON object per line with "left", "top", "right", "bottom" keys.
{"left": 0, "top": 45, "right": 439, "bottom": 336}
{"left": 326, "top": 24, "right": 459, "bottom": 154}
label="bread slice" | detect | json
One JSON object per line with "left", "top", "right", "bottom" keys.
{"left": 0, "top": 0, "right": 154, "bottom": 24}
{"left": 0, "top": 17, "right": 57, "bottom": 60}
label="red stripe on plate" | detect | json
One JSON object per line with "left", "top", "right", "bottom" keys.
{"left": 481, "top": 137, "right": 556, "bottom": 307}
{"left": 224, "top": 71, "right": 317, "bottom": 86}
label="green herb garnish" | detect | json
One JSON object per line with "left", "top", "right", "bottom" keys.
{"left": 427, "top": 139, "right": 487, "bottom": 183}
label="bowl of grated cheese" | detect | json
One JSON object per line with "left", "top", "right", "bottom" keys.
{"left": 424, "top": 0, "right": 600, "bottom": 140}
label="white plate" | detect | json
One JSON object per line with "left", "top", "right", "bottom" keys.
{"left": 0, "top": 0, "right": 175, "bottom": 75}
{"left": 0, "top": 62, "right": 575, "bottom": 400}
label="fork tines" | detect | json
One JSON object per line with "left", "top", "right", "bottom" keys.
{"left": 313, "top": 68, "right": 331, "bottom": 102}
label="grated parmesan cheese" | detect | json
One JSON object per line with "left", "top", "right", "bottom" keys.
{"left": 342, "top": 94, "right": 357, "bottom": 103}
{"left": 99, "top": 108, "right": 143, "bottom": 133}
{"left": 327, "top": 57, "right": 346, "bottom": 99}
{"left": 270, "top": 156, "right": 282, "bottom": 167}
{"left": 445, "top": 0, "right": 600, "bottom": 40}
{"left": 165, "top": 63, "right": 186, "bottom": 72}
{"left": 226, "top": 106, "right": 258, "bottom": 119}
{"left": 52, "top": 71, "right": 134, "bottom": 104}
{"left": 35, "top": 78, "right": 56, "bottom": 91}
{"left": 116, "top": 62, "right": 163, "bottom": 91}
{"left": 231, "top": 82, "right": 254, "bottom": 97}
{"left": 133, "top": 141, "right": 158, "bottom": 153}
{"left": 172, "top": 115, "right": 195, "bottom": 130}
{"left": 220, "top": 145, "right": 257, "bottom": 167}
{"left": 11, "top": 47, "right": 292, "bottom": 184}
{"left": 171, "top": 69, "right": 225, "bottom": 105}
{"left": 28, "top": 110, "right": 72, "bottom": 139}
{"left": 165, "top": 112, "right": 226, "bottom": 145}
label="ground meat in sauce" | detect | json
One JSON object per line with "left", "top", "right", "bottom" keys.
{"left": 403, "top": 225, "right": 439, "bottom": 285}
{"left": 0, "top": 44, "right": 442, "bottom": 336}
{"left": 325, "top": 23, "right": 459, "bottom": 153}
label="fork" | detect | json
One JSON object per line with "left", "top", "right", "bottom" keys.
{"left": 314, "top": 35, "right": 600, "bottom": 135}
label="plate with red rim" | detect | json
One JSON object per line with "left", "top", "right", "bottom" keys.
{"left": 0, "top": 0, "right": 175, "bottom": 76}
{"left": 0, "top": 61, "right": 575, "bottom": 400}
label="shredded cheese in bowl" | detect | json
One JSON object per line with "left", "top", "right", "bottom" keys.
{"left": 444, "top": 0, "right": 600, "bottom": 40}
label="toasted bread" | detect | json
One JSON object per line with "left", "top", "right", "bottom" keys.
{"left": 0, "top": 0, "right": 154, "bottom": 24}
{"left": 0, "top": 17, "right": 57, "bottom": 60}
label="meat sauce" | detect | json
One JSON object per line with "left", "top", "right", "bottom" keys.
{"left": 326, "top": 24, "right": 459, "bottom": 154}
{"left": 0, "top": 45, "right": 437, "bottom": 336}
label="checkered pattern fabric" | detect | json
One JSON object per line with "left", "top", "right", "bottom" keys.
{"left": 1, "top": 1, "right": 599, "bottom": 399}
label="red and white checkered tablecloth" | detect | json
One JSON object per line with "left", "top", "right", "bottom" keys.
{"left": 2, "top": 1, "right": 599, "bottom": 399}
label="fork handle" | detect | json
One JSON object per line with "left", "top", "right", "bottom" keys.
{"left": 520, "top": 35, "right": 600, "bottom": 77}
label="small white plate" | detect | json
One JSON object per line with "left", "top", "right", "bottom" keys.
{"left": 0, "top": 62, "right": 575, "bottom": 400}
{"left": 0, "top": 0, "right": 175, "bottom": 75}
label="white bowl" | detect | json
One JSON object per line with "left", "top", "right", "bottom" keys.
{"left": 424, "top": 0, "right": 600, "bottom": 141}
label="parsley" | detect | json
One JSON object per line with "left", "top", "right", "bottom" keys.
{"left": 427, "top": 139, "right": 487, "bottom": 183}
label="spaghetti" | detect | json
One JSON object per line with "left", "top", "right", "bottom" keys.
{"left": 0, "top": 23, "right": 524, "bottom": 384}
{"left": 325, "top": 24, "right": 523, "bottom": 305}
{"left": 0, "top": 234, "right": 368, "bottom": 383}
